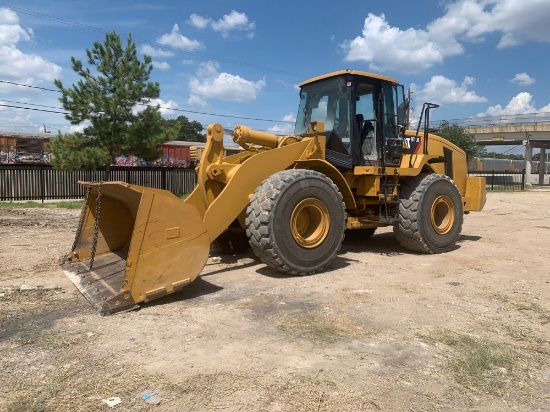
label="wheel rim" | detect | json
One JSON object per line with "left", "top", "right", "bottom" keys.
{"left": 290, "top": 198, "right": 330, "bottom": 248}
{"left": 430, "top": 195, "right": 455, "bottom": 235}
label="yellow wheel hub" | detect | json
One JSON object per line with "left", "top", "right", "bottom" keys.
{"left": 290, "top": 198, "right": 330, "bottom": 248}
{"left": 431, "top": 195, "right": 455, "bottom": 235}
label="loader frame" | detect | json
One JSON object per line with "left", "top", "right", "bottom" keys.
{"left": 61, "top": 70, "right": 486, "bottom": 314}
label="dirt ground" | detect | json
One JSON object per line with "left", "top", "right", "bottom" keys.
{"left": 1, "top": 189, "right": 549, "bottom": 412}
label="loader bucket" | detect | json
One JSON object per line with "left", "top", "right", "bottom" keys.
{"left": 61, "top": 182, "right": 210, "bottom": 315}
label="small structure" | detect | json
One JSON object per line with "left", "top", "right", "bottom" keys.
{"left": 0, "top": 132, "right": 52, "bottom": 164}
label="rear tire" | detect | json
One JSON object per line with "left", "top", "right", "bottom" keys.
{"left": 393, "top": 173, "right": 463, "bottom": 254}
{"left": 246, "top": 169, "right": 346, "bottom": 275}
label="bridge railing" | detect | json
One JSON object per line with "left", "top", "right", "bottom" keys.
{"left": 426, "top": 111, "right": 550, "bottom": 129}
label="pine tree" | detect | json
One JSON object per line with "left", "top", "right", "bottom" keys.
{"left": 52, "top": 31, "right": 178, "bottom": 175}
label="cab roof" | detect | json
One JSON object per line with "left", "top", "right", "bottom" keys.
{"left": 299, "top": 69, "right": 398, "bottom": 87}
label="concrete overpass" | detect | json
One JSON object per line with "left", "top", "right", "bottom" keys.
{"left": 436, "top": 112, "right": 550, "bottom": 185}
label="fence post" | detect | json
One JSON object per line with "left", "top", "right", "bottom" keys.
{"left": 491, "top": 170, "right": 494, "bottom": 190}
{"left": 161, "top": 168, "right": 166, "bottom": 190}
{"left": 521, "top": 169, "right": 525, "bottom": 191}
{"left": 40, "top": 164, "right": 45, "bottom": 203}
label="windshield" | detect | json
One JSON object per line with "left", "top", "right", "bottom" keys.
{"left": 294, "top": 77, "right": 351, "bottom": 142}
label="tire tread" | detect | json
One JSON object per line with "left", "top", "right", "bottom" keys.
{"left": 393, "top": 173, "right": 463, "bottom": 254}
{"left": 246, "top": 169, "right": 345, "bottom": 275}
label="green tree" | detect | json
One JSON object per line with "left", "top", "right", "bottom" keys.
{"left": 174, "top": 115, "right": 205, "bottom": 142}
{"left": 485, "top": 151, "right": 524, "bottom": 160}
{"left": 437, "top": 121, "right": 486, "bottom": 162}
{"left": 158, "top": 115, "right": 205, "bottom": 142}
{"left": 49, "top": 133, "right": 107, "bottom": 170}
{"left": 52, "top": 31, "right": 177, "bottom": 174}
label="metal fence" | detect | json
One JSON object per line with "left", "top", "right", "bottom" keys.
{"left": 1, "top": 164, "right": 526, "bottom": 202}
{"left": 468, "top": 170, "right": 525, "bottom": 191}
{"left": 0, "top": 164, "right": 198, "bottom": 201}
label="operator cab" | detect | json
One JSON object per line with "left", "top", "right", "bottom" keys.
{"left": 294, "top": 70, "right": 409, "bottom": 170}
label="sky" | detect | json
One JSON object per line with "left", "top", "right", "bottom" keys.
{"left": 1, "top": 0, "right": 550, "bottom": 157}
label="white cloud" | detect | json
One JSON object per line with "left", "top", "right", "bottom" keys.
{"left": 411, "top": 75, "right": 487, "bottom": 106}
{"left": 186, "top": 94, "right": 207, "bottom": 108}
{"left": 68, "top": 124, "right": 87, "bottom": 133}
{"left": 139, "top": 44, "right": 175, "bottom": 58}
{"left": 0, "top": 8, "right": 61, "bottom": 85}
{"left": 0, "top": 7, "right": 19, "bottom": 24}
{"left": 476, "top": 92, "right": 550, "bottom": 121}
{"left": 0, "top": 47, "right": 62, "bottom": 83}
{"left": 485, "top": 0, "right": 550, "bottom": 48}
{"left": 0, "top": 100, "right": 32, "bottom": 124}
{"left": 157, "top": 24, "right": 203, "bottom": 51}
{"left": 212, "top": 10, "right": 255, "bottom": 38}
{"left": 134, "top": 98, "right": 179, "bottom": 117}
{"left": 152, "top": 61, "right": 170, "bottom": 71}
{"left": 0, "top": 7, "right": 32, "bottom": 44}
{"left": 479, "top": 92, "right": 538, "bottom": 117}
{"left": 267, "top": 113, "right": 296, "bottom": 135}
{"left": 497, "top": 33, "right": 520, "bottom": 48}
{"left": 188, "top": 13, "right": 211, "bottom": 29}
{"left": 341, "top": 1, "right": 550, "bottom": 73}
{"left": 187, "top": 61, "right": 266, "bottom": 105}
{"left": 150, "top": 98, "right": 179, "bottom": 116}
{"left": 188, "top": 10, "right": 255, "bottom": 38}
{"left": 509, "top": 73, "right": 535, "bottom": 86}
{"left": 342, "top": 13, "right": 454, "bottom": 74}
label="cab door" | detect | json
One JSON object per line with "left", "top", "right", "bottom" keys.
{"left": 381, "top": 84, "right": 407, "bottom": 166}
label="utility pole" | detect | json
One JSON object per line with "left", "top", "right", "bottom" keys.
{"left": 524, "top": 132, "right": 532, "bottom": 186}
{"left": 539, "top": 146, "right": 546, "bottom": 185}
{"left": 406, "top": 88, "right": 413, "bottom": 128}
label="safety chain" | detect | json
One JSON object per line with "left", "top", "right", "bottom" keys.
{"left": 88, "top": 182, "right": 102, "bottom": 270}
{"left": 70, "top": 183, "right": 92, "bottom": 253}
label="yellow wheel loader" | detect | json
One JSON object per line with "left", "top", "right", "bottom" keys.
{"left": 60, "top": 70, "right": 486, "bottom": 314}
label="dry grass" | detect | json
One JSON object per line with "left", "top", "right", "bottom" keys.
{"left": 422, "top": 329, "right": 530, "bottom": 395}
{"left": 478, "top": 290, "right": 550, "bottom": 324}
{"left": 277, "top": 311, "right": 378, "bottom": 343}
{"left": 171, "top": 372, "right": 375, "bottom": 412}
{"left": 0, "top": 201, "right": 83, "bottom": 209}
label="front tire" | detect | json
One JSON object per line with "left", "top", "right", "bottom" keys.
{"left": 246, "top": 169, "right": 346, "bottom": 275}
{"left": 393, "top": 173, "right": 463, "bottom": 253}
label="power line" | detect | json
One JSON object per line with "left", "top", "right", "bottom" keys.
{"left": 1, "top": 99, "right": 64, "bottom": 110}
{"left": 1, "top": 80, "right": 295, "bottom": 124}
{"left": 3, "top": 4, "right": 305, "bottom": 78}
{"left": 0, "top": 79, "right": 58, "bottom": 93}
{"left": 0, "top": 103, "right": 68, "bottom": 115}
{"left": 501, "top": 145, "right": 523, "bottom": 155}
{"left": 0, "top": 102, "right": 293, "bottom": 135}
{"left": 134, "top": 102, "right": 294, "bottom": 123}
